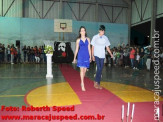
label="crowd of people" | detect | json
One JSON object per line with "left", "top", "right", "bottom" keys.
{"left": 0, "top": 42, "right": 163, "bottom": 71}
{"left": 0, "top": 43, "right": 46, "bottom": 64}
{"left": 105, "top": 44, "right": 163, "bottom": 70}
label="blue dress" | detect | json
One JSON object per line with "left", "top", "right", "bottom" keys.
{"left": 77, "top": 39, "right": 90, "bottom": 68}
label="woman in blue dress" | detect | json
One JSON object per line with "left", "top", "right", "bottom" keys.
{"left": 73, "top": 26, "right": 91, "bottom": 91}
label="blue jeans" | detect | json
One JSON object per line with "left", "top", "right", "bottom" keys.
{"left": 95, "top": 56, "right": 104, "bottom": 84}
{"left": 130, "top": 59, "right": 134, "bottom": 68}
{"left": 44, "top": 54, "right": 47, "bottom": 63}
{"left": 139, "top": 58, "right": 144, "bottom": 68}
{"left": 30, "top": 54, "right": 35, "bottom": 62}
{"left": 7, "top": 54, "right": 11, "bottom": 62}
{"left": 24, "top": 53, "right": 26, "bottom": 62}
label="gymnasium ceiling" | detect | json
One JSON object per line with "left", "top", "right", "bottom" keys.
{"left": 44, "top": 0, "right": 131, "bottom": 6}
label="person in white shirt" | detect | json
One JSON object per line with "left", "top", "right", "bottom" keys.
{"left": 133, "top": 52, "right": 140, "bottom": 70}
{"left": 91, "top": 25, "right": 113, "bottom": 89}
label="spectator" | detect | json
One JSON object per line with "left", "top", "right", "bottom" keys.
{"left": 2, "top": 44, "right": 5, "bottom": 63}
{"left": 146, "top": 47, "right": 151, "bottom": 70}
{"left": 123, "top": 48, "right": 129, "bottom": 68}
{"left": 17, "top": 46, "right": 21, "bottom": 63}
{"left": 130, "top": 47, "right": 135, "bottom": 68}
{"left": 22, "top": 45, "right": 27, "bottom": 63}
{"left": 10, "top": 45, "right": 15, "bottom": 64}
{"left": 139, "top": 48, "right": 144, "bottom": 69}
{"left": 30, "top": 47, "right": 35, "bottom": 62}
{"left": 27, "top": 46, "right": 31, "bottom": 63}
{"left": 6, "top": 45, "right": 11, "bottom": 63}
{"left": 35, "top": 50, "right": 40, "bottom": 63}
{"left": 0, "top": 43, "right": 3, "bottom": 63}
{"left": 13, "top": 47, "right": 18, "bottom": 64}
{"left": 134, "top": 52, "right": 140, "bottom": 70}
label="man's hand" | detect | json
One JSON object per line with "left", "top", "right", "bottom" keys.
{"left": 92, "top": 56, "right": 95, "bottom": 61}
{"left": 111, "top": 55, "right": 114, "bottom": 58}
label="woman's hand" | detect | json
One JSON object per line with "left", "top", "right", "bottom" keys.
{"left": 89, "top": 57, "right": 92, "bottom": 62}
{"left": 72, "top": 59, "right": 76, "bottom": 63}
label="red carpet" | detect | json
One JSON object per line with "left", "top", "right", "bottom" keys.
{"left": 0, "top": 64, "right": 162, "bottom": 122}
{"left": 59, "top": 64, "right": 163, "bottom": 122}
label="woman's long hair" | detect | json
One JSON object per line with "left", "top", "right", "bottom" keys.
{"left": 78, "top": 26, "right": 87, "bottom": 39}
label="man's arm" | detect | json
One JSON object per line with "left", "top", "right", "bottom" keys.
{"left": 106, "top": 46, "right": 113, "bottom": 58}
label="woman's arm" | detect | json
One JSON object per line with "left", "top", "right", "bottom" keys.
{"left": 91, "top": 46, "right": 95, "bottom": 61}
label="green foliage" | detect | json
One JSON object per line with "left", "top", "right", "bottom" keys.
{"left": 44, "top": 45, "right": 53, "bottom": 54}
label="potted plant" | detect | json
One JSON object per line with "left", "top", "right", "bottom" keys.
{"left": 44, "top": 45, "right": 54, "bottom": 78}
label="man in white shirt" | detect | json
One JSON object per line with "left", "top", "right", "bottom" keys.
{"left": 91, "top": 25, "right": 113, "bottom": 89}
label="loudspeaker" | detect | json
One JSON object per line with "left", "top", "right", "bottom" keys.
{"left": 16, "top": 40, "right": 20, "bottom": 47}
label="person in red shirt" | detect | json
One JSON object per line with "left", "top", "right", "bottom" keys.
{"left": 10, "top": 45, "right": 15, "bottom": 64}
{"left": 130, "top": 47, "right": 135, "bottom": 68}
{"left": 13, "top": 47, "right": 18, "bottom": 64}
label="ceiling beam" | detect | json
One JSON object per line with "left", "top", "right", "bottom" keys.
{"left": 121, "top": 0, "right": 131, "bottom": 6}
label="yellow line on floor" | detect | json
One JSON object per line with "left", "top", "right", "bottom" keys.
{"left": 27, "top": 93, "right": 78, "bottom": 96}
{"left": 0, "top": 77, "right": 44, "bottom": 79}
{"left": 0, "top": 95, "right": 25, "bottom": 97}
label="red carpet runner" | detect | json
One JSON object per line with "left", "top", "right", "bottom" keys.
{"left": 59, "top": 64, "right": 163, "bottom": 122}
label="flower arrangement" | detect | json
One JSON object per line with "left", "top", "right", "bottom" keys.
{"left": 44, "top": 45, "right": 53, "bottom": 54}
